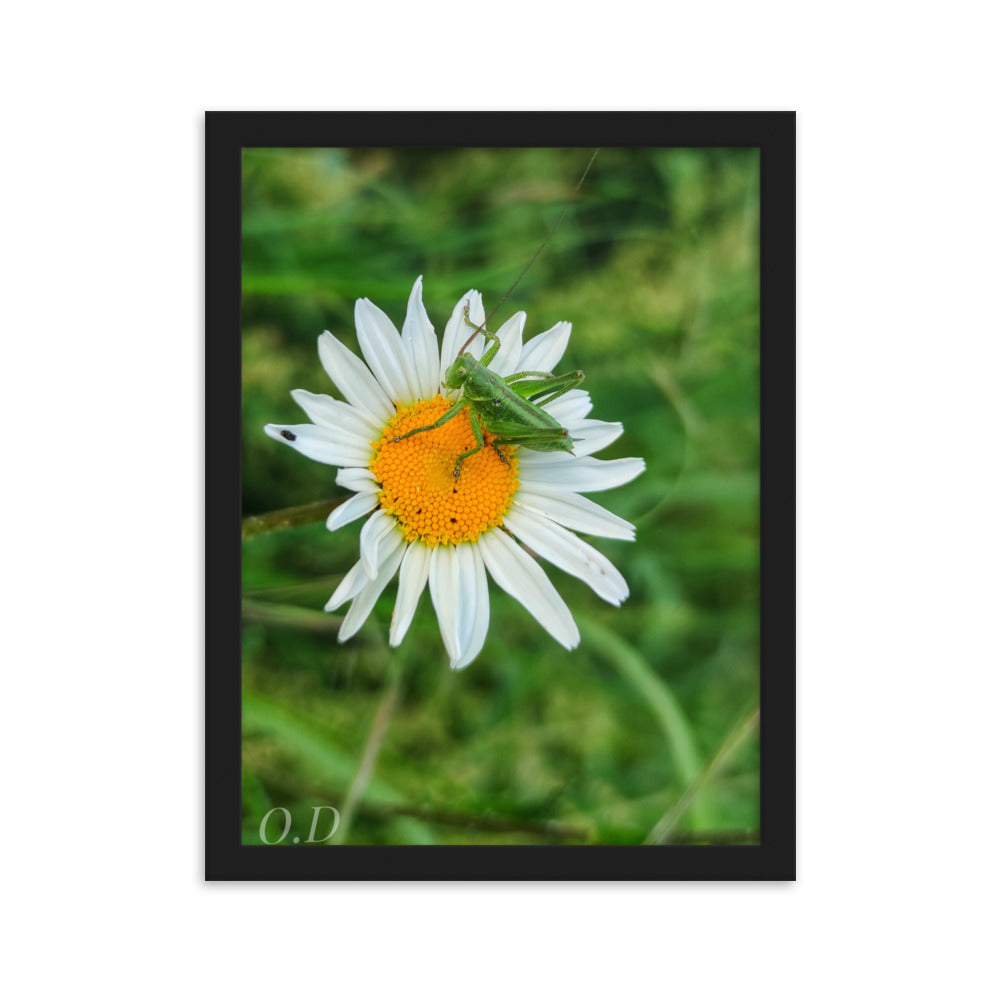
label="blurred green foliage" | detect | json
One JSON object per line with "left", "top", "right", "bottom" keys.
{"left": 241, "top": 146, "right": 759, "bottom": 846}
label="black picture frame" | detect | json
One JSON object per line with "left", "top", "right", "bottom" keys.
{"left": 207, "top": 111, "right": 795, "bottom": 881}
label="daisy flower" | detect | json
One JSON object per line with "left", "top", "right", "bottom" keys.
{"left": 264, "top": 277, "right": 644, "bottom": 670}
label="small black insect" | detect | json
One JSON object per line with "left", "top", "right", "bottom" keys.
{"left": 280, "top": 429, "right": 297, "bottom": 441}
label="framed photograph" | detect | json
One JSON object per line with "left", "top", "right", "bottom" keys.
{"left": 206, "top": 112, "right": 794, "bottom": 880}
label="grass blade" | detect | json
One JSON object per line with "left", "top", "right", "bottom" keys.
{"left": 579, "top": 619, "right": 706, "bottom": 825}
{"left": 645, "top": 704, "right": 759, "bottom": 845}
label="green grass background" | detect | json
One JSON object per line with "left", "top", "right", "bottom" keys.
{"left": 241, "top": 146, "right": 760, "bottom": 846}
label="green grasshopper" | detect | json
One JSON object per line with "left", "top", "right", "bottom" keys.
{"left": 392, "top": 305, "right": 584, "bottom": 479}
{"left": 392, "top": 149, "right": 600, "bottom": 479}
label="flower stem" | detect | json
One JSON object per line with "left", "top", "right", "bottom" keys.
{"left": 241, "top": 497, "right": 346, "bottom": 538}
{"left": 241, "top": 599, "right": 342, "bottom": 633}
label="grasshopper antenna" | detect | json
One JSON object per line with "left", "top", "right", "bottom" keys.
{"left": 458, "top": 148, "right": 600, "bottom": 356}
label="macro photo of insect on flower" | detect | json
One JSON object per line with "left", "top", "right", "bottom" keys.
{"left": 238, "top": 142, "right": 762, "bottom": 850}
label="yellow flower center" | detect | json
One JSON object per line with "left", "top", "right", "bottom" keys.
{"left": 369, "top": 395, "right": 519, "bottom": 547}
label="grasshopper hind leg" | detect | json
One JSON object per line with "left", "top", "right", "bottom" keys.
{"left": 452, "top": 417, "right": 512, "bottom": 479}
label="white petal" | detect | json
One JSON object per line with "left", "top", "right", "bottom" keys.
{"left": 428, "top": 545, "right": 461, "bottom": 661}
{"left": 453, "top": 543, "right": 478, "bottom": 661}
{"left": 518, "top": 455, "right": 646, "bottom": 493}
{"left": 325, "top": 492, "right": 379, "bottom": 532}
{"left": 359, "top": 508, "right": 397, "bottom": 579}
{"left": 487, "top": 311, "right": 525, "bottom": 377}
{"left": 440, "top": 291, "right": 485, "bottom": 385}
{"left": 335, "top": 467, "right": 378, "bottom": 493}
{"left": 451, "top": 545, "right": 490, "bottom": 670}
{"left": 516, "top": 450, "right": 576, "bottom": 468}
{"left": 477, "top": 530, "right": 579, "bottom": 650}
{"left": 504, "top": 507, "right": 629, "bottom": 606}
{"left": 401, "top": 276, "right": 441, "bottom": 399}
{"left": 517, "top": 321, "right": 572, "bottom": 373}
{"left": 318, "top": 331, "right": 394, "bottom": 424}
{"left": 513, "top": 490, "right": 635, "bottom": 541}
{"left": 389, "top": 542, "right": 431, "bottom": 647}
{"left": 339, "top": 539, "right": 406, "bottom": 641}
{"left": 325, "top": 559, "right": 368, "bottom": 612}
{"left": 355, "top": 298, "right": 414, "bottom": 404}
{"left": 562, "top": 418, "right": 623, "bottom": 457}
{"left": 290, "top": 389, "right": 381, "bottom": 441}
{"left": 263, "top": 423, "right": 371, "bottom": 468}
{"left": 544, "top": 388, "right": 592, "bottom": 424}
